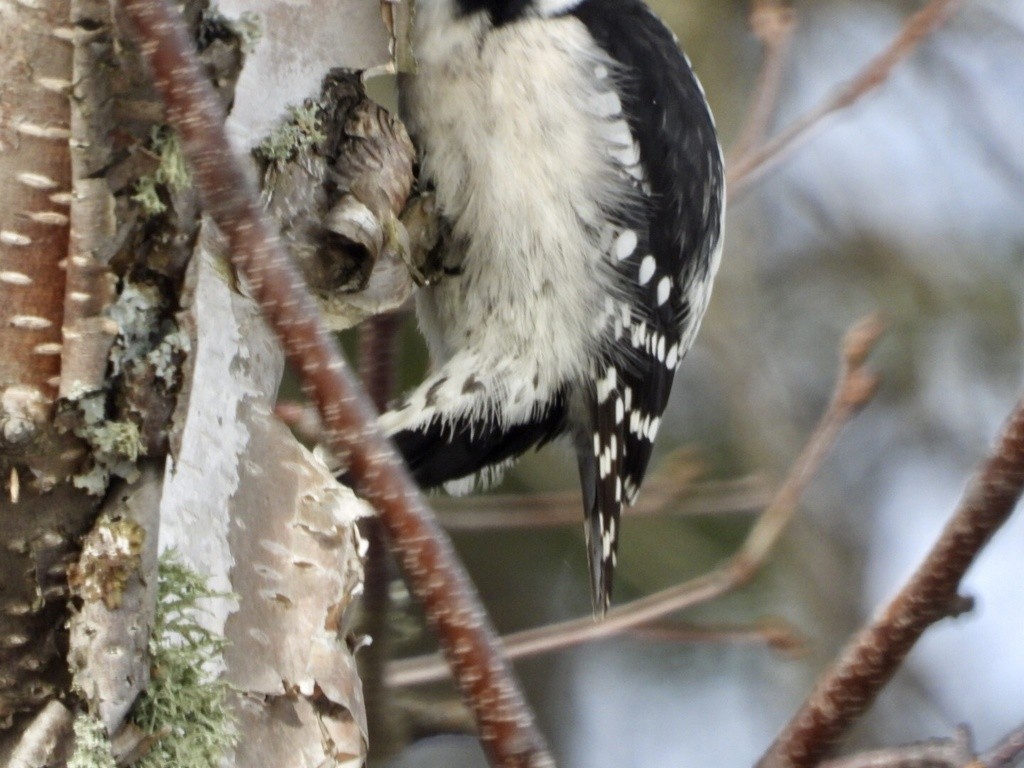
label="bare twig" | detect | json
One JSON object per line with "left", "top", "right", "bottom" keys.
{"left": 758, "top": 394, "right": 1024, "bottom": 768}
{"left": 978, "top": 720, "right": 1024, "bottom": 768}
{"left": 817, "top": 726, "right": 974, "bottom": 768}
{"left": 118, "top": 2, "right": 553, "bottom": 765}
{"left": 629, "top": 617, "right": 808, "bottom": 658}
{"left": 731, "top": 0, "right": 797, "bottom": 159}
{"left": 387, "top": 316, "right": 882, "bottom": 687}
{"left": 727, "top": 0, "right": 963, "bottom": 201}
{"left": 817, "top": 721, "right": 1024, "bottom": 768}
{"left": 434, "top": 470, "right": 771, "bottom": 530}
{"left": 981, "top": 722, "right": 1024, "bottom": 768}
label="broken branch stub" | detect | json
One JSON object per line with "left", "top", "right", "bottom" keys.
{"left": 256, "top": 70, "right": 423, "bottom": 331}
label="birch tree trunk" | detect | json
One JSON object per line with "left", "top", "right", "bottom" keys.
{"left": 0, "top": 2, "right": 404, "bottom": 764}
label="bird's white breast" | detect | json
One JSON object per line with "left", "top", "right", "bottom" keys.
{"left": 405, "top": 8, "right": 634, "bottom": 397}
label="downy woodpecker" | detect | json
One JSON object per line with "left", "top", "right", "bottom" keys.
{"left": 382, "top": 0, "right": 725, "bottom": 614}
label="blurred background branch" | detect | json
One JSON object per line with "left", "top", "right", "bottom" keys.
{"left": 759, "top": 392, "right": 1024, "bottom": 767}
{"left": 731, "top": 0, "right": 797, "bottom": 159}
{"left": 387, "top": 315, "right": 882, "bottom": 688}
{"left": 434, "top": 465, "right": 771, "bottom": 531}
{"left": 728, "top": 0, "right": 964, "bottom": 199}
{"left": 817, "top": 721, "right": 1024, "bottom": 768}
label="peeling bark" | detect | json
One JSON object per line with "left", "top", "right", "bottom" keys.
{"left": 61, "top": 0, "right": 119, "bottom": 398}
{"left": 161, "top": 240, "right": 370, "bottom": 765}
{"left": 67, "top": 465, "right": 162, "bottom": 735}
{"left": 2, "top": 700, "right": 74, "bottom": 768}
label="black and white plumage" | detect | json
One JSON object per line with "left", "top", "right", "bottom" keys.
{"left": 383, "top": 0, "right": 725, "bottom": 614}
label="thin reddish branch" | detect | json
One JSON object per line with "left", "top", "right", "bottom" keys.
{"left": 758, "top": 396, "right": 1024, "bottom": 768}
{"left": 727, "top": 0, "right": 962, "bottom": 201}
{"left": 388, "top": 316, "right": 882, "bottom": 688}
{"left": 117, "top": 2, "right": 553, "bottom": 766}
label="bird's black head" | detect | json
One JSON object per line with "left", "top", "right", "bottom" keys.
{"left": 453, "top": 0, "right": 532, "bottom": 25}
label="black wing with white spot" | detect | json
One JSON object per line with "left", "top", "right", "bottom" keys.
{"left": 571, "top": 0, "right": 725, "bottom": 611}
{"left": 390, "top": 401, "right": 567, "bottom": 489}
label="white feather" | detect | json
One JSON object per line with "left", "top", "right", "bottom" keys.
{"left": 403, "top": 8, "right": 637, "bottom": 429}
